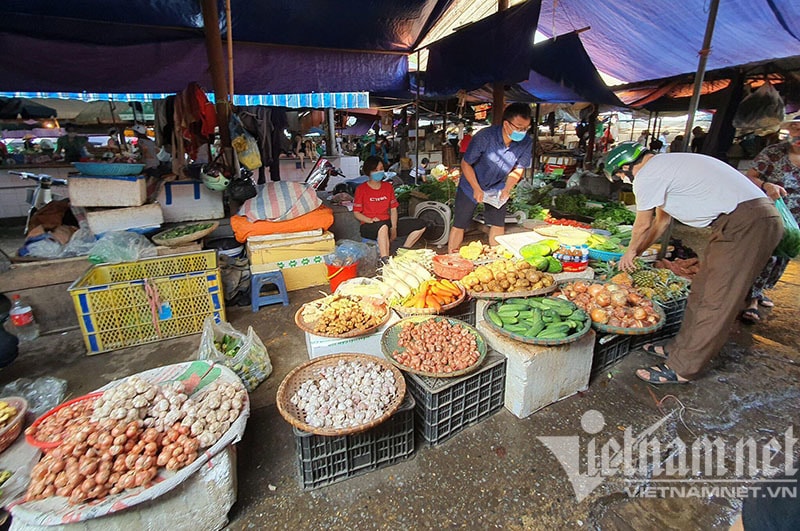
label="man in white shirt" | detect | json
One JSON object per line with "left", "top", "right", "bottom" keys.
{"left": 605, "top": 142, "right": 783, "bottom": 385}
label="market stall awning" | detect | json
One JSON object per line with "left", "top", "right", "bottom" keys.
{"left": 0, "top": 97, "right": 56, "bottom": 119}
{"left": 0, "top": 0, "right": 457, "bottom": 95}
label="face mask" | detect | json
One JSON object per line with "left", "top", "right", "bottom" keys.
{"left": 370, "top": 171, "right": 385, "bottom": 182}
{"left": 509, "top": 130, "right": 527, "bottom": 142}
{"left": 790, "top": 135, "right": 800, "bottom": 146}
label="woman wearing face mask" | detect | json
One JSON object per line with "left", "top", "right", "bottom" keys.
{"left": 353, "top": 156, "right": 427, "bottom": 262}
{"left": 739, "top": 114, "right": 799, "bottom": 323}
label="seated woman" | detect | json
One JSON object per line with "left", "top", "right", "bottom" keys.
{"left": 353, "top": 156, "right": 427, "bottom": 261}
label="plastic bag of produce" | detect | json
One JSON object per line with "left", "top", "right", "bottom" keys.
{"left": 774, "top": 198, "right": 800, "bottom": 259}
{"left": 732, "top": 82, "right": 784, "bottom": 134}
{"left": 229, "top": 115, "right": 262, "bottom": 170}
{"left": 197, "top": 318, "right": 272, "bottom": 392}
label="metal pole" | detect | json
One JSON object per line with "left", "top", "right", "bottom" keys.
{"left": 681, "top": 0, "right": 720, "bottom": 152}
{"left": 531, "top": 103, "right": 540, "bottom": 176}
{"left": 415, "top": 50, "right": 421, "bottom": 185}
{"left": 225, "top": 0, "right": 234, "bottom": 100}
{"left": 492, "top": 0, "right": 509, "bottom": 120}
{"left": 326, "top": 107, "right": 336, "bottom": 156}
{"left": 659, "top": 0, "right": 721, "bottom": 259}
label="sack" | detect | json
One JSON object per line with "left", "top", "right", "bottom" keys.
{"left": 229, "top": 115, "right": 262, "bottom": 170}
{"left": 197, "top": 317, "right": 272, "bottom": 392}
{"left": 732, "top": 83, "right": 785, "bottom": 134}
{"left": 238, "top": 181, "right": 322, "bottom": 222}
{"left": 774, "top": 198, "right": 800, "bottom": 259}
{"left": 228, "top": 172, "right": 257, "bottom": 202}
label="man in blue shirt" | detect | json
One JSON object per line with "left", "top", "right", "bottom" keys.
{"left": 447, "top": 103, "right": 533, "bottom": 252}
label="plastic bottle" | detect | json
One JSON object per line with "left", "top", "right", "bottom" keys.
{"left": 9, "top": 294, "right": 39, "bottom": 341}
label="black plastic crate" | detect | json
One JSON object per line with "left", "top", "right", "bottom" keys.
{"left": 592, "top": 333, "right": 632, "bottom": 378}
{"left": 441, "top": 297, "right": 477, "bottom": 326}
{"left": 405, "top": 352, "right": 506, "bottom": 445}
{"left": 294, "top": 395, "right": 415, "bottom": 490}
{"left": 630, "top": 297, "right": 688, "bottom": 350}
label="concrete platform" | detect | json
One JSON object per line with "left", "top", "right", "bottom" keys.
{"left": 0, "top": 225, "right": 798, "bottom": 530}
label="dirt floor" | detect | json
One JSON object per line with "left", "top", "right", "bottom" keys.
{"left": 1, "top": 223, "right": 799, "bottom": 530}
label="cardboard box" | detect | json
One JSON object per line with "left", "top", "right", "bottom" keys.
{"left": 157, "top": 180, "right": 224, "bottom": 222}
{"left": 247, "top": 231, "right": 335, "bottom": 292}
{"left": 86, "top": 203, "right": 163, "bottom": 235}
{"left": 69, "top": 174, "right": 147, "bottom": 207}
{"left": 305, "top": 311, "right": 400, "bottom": 359}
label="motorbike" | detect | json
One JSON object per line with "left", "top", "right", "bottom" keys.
{"left": 10, "top": 171, "right": 69, "bottom": 234}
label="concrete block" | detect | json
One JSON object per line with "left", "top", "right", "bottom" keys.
{"left": 10, "top": 445, "right": 237, "bottom": 531}
{"left": 476, "top": 320, "right": 595, "bottom": 419}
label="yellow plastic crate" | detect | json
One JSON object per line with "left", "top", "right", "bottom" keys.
{"left": 68, "top": 251, "right": 225, "bottom": 354}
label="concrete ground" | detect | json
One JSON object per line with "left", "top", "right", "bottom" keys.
{"left": 1, "top": 224, "right": 798, "bottom": 530}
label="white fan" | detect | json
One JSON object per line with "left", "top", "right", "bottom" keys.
{"left": 413, "top": 201, "right": 451, "bottom": 247}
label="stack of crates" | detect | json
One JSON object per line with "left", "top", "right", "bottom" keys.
{"left": 68, "top": 251, "right": 224, "bottom": 354}
{"left": 630, "top": 297, "right": 688, "bottom": 350}
{"left": 405, "top": 352, "right": 506, "bottom": 445}
{"left": 294, "top": 396, "right": 416, "bottom": 489}
{"left": 591, "top": 333, "right": 632, "bottom": 378}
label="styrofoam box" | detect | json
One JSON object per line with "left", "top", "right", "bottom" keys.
{"left": 157, "top": 180, "right": 224, "bottom": 222}
{"left": 69, "top": 174, "right": 147, "bottom": 207}
{"left": 476, "top": 321, "right": 595, "bottom": 419}
{"left": 86, "top": 203, "right": 164, "bottom": 235}
{"left": 305, "top": 311, "right": 401, "bottom": 359}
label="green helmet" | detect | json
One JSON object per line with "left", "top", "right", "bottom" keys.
{"left": 603, "top": 141, "right": 646, "bottom": 179}
{"left": 200, "top": 164, "right": 230, "bottom": 191}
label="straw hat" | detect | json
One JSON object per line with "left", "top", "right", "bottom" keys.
{"left": 780, "top": 113, "right": 800, "bottom": 127}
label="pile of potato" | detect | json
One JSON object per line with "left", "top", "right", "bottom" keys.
{"left": 460, "top": 259, "right": 555, "bottom": 293}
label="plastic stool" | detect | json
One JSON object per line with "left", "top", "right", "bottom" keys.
{"left": 250, "top": 270, "right": 289, "bottom": 312}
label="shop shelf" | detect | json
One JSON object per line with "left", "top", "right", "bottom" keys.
{"left": 405, "top": 352, "right": 506, "bottom": 445}
{"left": 630, "top": 296, "right": 688, "bottom": 350}
{"left": 68, "top": 251, "right": 225, "bottom": 354}
{"left": 294, "top": 395, "right": 415, "bottom": 490}
{"left": 591, "top": 333, "right": 632, "bottom": 378}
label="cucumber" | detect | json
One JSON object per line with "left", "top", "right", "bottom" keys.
{"left": 537, "top": 330, "right": 569, "bottom": 339}
{"left": 505, "top": 323, "right": 530, "bottom": 334}
{"left": 572, "top": 309, "right": 588, "bottom": 322}
{"left": 526, "top": 320, "right": 546, "bottom": 337}
{"left": 555, "top": 305, "right": 576, "bottom": 317}
{"left": 487, "top": 308, "right": 504, "bottom": 328}
{"left": 527, "top": 299, "right": 547, "bottom": 310}
{"left": 506, "top": 298, "right": 530, "bottom": 306}
{"left": 517, "top": 310, "right": 535, "bottom": 320}
{"left": 500, "top": 316, "right": 519, "bottom": 326}
{"left": 542, "top": 323, "right": 571, "bottom": 334}
{"left": 539, "top": 298, "right": 562, "bottom": 308}
{"left": 498, "top": 303, "right": 528, "bottom": 312}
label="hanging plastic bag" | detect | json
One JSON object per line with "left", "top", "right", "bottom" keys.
{"left": 197, "top": 317, "right": 272, "bottom": 392}
{"left": 774, "top": 198, "right": 800, "bottom": 259}
{"left": 732, "top": 82, "right": 785, "bottom": 134}
{"left": 229, "top": 115, "right": 262, "bottom": 170}
{"left": 88, "top": 231, "right": 157, "bottom": 264}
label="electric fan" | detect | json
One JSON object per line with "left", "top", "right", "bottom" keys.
{"left": 413, "top": 201, "right": 451, "bottom": 247}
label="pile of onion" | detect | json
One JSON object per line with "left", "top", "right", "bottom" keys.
{"left": 559, "top": 281, "right": 660, "bottom": 328}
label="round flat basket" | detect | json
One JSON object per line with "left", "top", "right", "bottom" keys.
{"left": 392, "top": 283, "right": 466, "bottom": 317}
{"left": 468, "top": 284, "right": 557, "bottom": 300}
{"left": 380, "top": 315, "right": 487, "bottom": 378}
{"left": 72, "top": 162, "right": 145, "bottom": 176}
{"left": 276, "top": 353, "right": 406, "bottom": 437}
{"left": 591, "top": 303, "right": 667, "bottom": 335}
{"left": 295, "top": 297, "right": 391, "bottom": 339}
{"left": 0, "top": 396, "right": 28, "bottom": 454}
{"left": 151, "top": 222, "right": 219, "bottom": 247}
{"left": 588, "top": 248, "right": 624, "bottom": 262}
{"left": 25, "top": 392, "right": 101, "bottom": 449}
{"left": 432, "top": 254, "right": 474, "bottom": 280}
{"left": 481, "top": 301, "right": 592, "bottom": 346}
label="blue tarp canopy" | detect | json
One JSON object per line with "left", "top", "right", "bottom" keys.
{"left": 0, "top": 0, "right": 456, "bottom": 94}
{"left": 538, "top": 0, "right": 800, "bottom": 83}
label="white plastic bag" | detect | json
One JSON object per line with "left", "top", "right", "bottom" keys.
{"left": 197, "top": 317, "right": 272, "bottom": 392}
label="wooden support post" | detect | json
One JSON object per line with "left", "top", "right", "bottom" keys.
{"left": 491, "top": 0, "right": 509, "bottom": 122}
{"left": 200, "top": 0, "right": 231, "bottom": 148}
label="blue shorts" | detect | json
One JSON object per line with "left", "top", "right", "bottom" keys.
{"left": 453, "top": 187, "right": 507, "bottom": 229}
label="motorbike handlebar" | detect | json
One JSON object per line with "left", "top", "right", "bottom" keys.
{"left": 10, "top": 171, "right": 67, "bottom": 185}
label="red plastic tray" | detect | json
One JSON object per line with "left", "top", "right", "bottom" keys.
{"left": 25, "top": 392, "right": 102, "bottom": 449}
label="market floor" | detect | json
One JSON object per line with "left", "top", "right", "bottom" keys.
{"left": 2, "top": 227, "right": 799, "bottom": 530}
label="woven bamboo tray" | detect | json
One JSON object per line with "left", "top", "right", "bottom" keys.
{"left": 468, "top": 284, "right": 557, "bottom": 300}
{"left": 276, "top": 353, "right": 406, "bottom": 436}
{"left": 151, "top": 222, "right": 219, "bottom": 247}
{"left": 392, "top": 283, "right": 466, "bottom": 317}
{"left": 0, "top": 396, "right": 27, "bottom": 454}
{"left": 295, "top": 296, "right": 391, "bottom": 339}
{"left": 381, "top": 315, "right": 487, "bottom": 378}
{"left": 481, "top": 301, "right": 592, "bottom": 346}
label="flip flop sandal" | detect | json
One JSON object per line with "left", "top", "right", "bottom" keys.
{"left": 758, "top": 296, "right": 775, "bottom": 308}
{"left": 636, "top": 363, "right": 689, "bottom": 385}
{"left": 642, "top": 341, "right": 669, "bottom": 360}
{"left": 739, "top": 308, "right": 761, "bottom": 324}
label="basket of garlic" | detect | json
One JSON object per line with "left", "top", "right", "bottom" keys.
{"left": 277, "top": 353, "right": 406, "bottom": 437}
{"left": 11, "top": 360, "right": 250, "bottom": 526}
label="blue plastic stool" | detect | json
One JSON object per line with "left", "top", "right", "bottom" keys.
{"left": 250, "top": 270, "right": 289, "bottom": 312}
